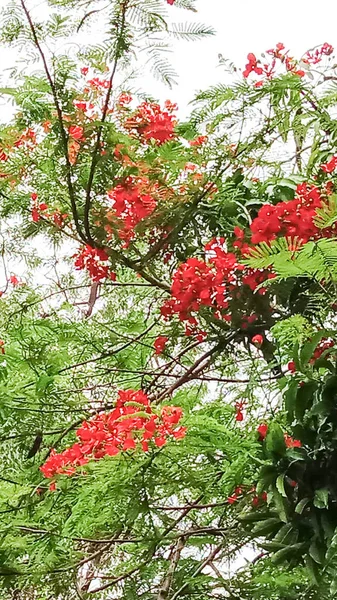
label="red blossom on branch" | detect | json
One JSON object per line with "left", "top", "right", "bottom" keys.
{"left": 252, "top": 334, "right": 264, "bottom": 347}
{"left": 189, "top": 135, "right": 208, "bottom": 147}
{"left": 303, "top": 43, "right": 334, "bottom": 64}
{"left": 40, "top": 390, "right": 186, "bottom": 479}
{"left": 154, "top": 336, "right": 169, "bottom": 355}
{"left": 284, "top": 433, "right": 302, "bottom": 448}
{"left": 74, "top": 245, "right": 116, "bottom": 282}
{"left": 107, "top": 175, "right": 158, "bottom": 246}
{"left": 257, "top": 423, "right": 268, "bottom": 441}
{"left": 249, "top": 183, "right": 333, "bottom": 245}
{"left": 124, "top": 101, "right": 177, "bottom": 144}
{"left": 321, "top": 156, "right": 337, "bottom": 173}
{"left": 69, "top": 125, "right": 84, "bottom": 140}
{"left": 243, "top": 53, "right": 263, "bottom": 78}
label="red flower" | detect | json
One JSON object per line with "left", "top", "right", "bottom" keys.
{"left": 250, "top": 183, "right": 327, "bottom": 245}
{"left": 73, "top": 100, "right": 87, "bottom": 111}
{"left": 118, "top": 93, "right": 132, "bottom": 106}
{"left": 40, "top": 389, "right": 185, "bottom": 478}
{"left": 227, "top": 495, "right": 238, "bottom": 504}
{"left": 243, "top": 53, "right": 263, "bottom": 78}
{"left": 154, "top": 336, "right": 169, "bottom": 355}
{"left": 235, "top": 410, "right": 244, "bottom": 422}
{"left": 257, "top": 423, "right": 268, "bottom": 441}
{"left": 69, "top": 125, "right": 84, "bottom": 140}
{"left": 303, "top": 43, "right": 334, "bottom": 65}
{"left": 288, "top": 361, "right": 296, "bottom": 373}
{"left": 9, "top": 275, "right": 20, "bottom": 286}
{"left": 124, "top": 101, "right": 177, "bottom": 145}
{"left": 190, "top": 135, "right": 208, "bottom": 147}
{"left": 321, "top": 156, "right": 337, "bottom": 173}
{"left": 284, "top": 433, "right": 302, "bottom": 448}
{"left": 0, "top": 340, "right": 5, "bottom": 354}
{"left": 31, "top": 208, "right": 40, "bottom": 223}
{"left": 80, "top": 67, "right": 89, "bottom": 75}
{"left": 252, "top": 334, "right": 264, "bottom": 347}
{"left": 167, "top": 0, "right": 175, "bottom": 5}
{"left": 73, "top": 245, "right": 115, "bottom": 282}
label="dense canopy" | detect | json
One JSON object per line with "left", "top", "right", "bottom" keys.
{"left": 1, "top": 1, "right": 337, "bottom": 599}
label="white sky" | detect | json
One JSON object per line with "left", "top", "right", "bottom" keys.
{"left": 1, "top": 0, "right": 337, "bottom": 116}
{"left": 152, "top": 0, "right": 337, "bottom": 113}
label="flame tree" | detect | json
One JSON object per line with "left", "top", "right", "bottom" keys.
{"left": 0, "top": 1, "right": 337, "bottom": 598}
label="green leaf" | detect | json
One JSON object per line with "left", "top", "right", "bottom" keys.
{"left": 266, "top": 423, "right": 286, "bottom": 457}
{"left": 271, "top": 542, "right": 306, "bottom": 565}
{"left": 304, "top": 555, "right": 320, "bottom": 586}
{"left": 295, "top": 498, "right": 310, "bottom": 514}
{"left": 239, "top": 510, "right": 277, "bottom": 523}
{"left": 276, "top": 474, "right": 287, "bottom": 498}
{"left": 251, "top": 518, "right": 282, "bottom": 536}
{"left": 309, "top": 539, "right": 325, "bottom": 564}
{"left": 313, "top": 488, "right": 329, "bottom": 509}
{"left": 271, "top": 488, "right": 289, "bottom": 523}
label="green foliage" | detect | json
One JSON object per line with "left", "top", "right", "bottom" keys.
{"left": 1, "top": 2, "right": 337, "bottom": 598}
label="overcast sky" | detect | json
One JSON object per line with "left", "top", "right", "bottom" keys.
{"left": 0, "top": 0, "right": 336, "bottom": 117}
{"left": 152, "top": 0, "right": 337, "bottom": 113}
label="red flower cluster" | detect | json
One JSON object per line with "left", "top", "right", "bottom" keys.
{"left": 303, "top": 43, "right": 334, "bottom": 65}
{"left": 31, "top": 192, "right": 48, "bottom": 223}
{"left": 252, "top": 491, "right": 268, "bottom": 507}
{"left": 74, "top": 245, "right": 116, "bottom": 282}
{"left": 0, "top": 340, "right": 5, "bottom": 354}
{"left": 86, "top": 77, "right": 110, "bottom": 90}
{"left": 161, "top": 257, "right": 227, "bottom": 324}
{"left": 73, "top": 100, "right": 94, "bottom": 113}
{"left": 250, "top": 183, "right": 327, "bottom": 244}
{"left": 117, "top": 92, "right": 133, "bottom": 107}
{"left": 107, "top": 175, "right": 157, "bottom": 245}
{"left": 243, "top": 43, "right": 307, "bottom": 86}
{"left": 40, "top": 389, "right": 186, "bottom": 479}
{"left": 166, "top": 0, "right": 175, "bottom": 4}
{"left": 31, "top": 193, "right": 68, "bottom": 228}
{"left": 227, "top": 485, "right": 267, "bottom": 506}
{"left": 9, "top": 275, "right": 22, "bottom": 287}
{"left": 124, "top": 101, "right": 177, "bottom": 144}
{"left": 154, "top": 336, "right": 169, "bottom": 355}
{"left": 227, "top": 486, "right": 244, "bottom": 504}
{"left": 161, "top": 238, "right": 269, "bottom": 333}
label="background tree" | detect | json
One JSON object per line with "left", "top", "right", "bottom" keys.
{"left": 0, "top": 1, "right": 337, "bottom": 598}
